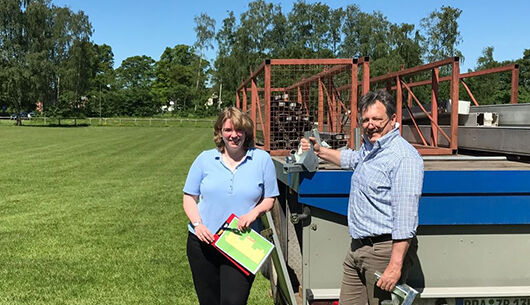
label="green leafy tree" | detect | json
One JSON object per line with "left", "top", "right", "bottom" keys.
{"left": 85, "top": 43, "right": 115, "bottom": 117}
{"left": 287, "top": 1, "right": 335, "bottom": 58}
{"left": 517, "top": 49, "right": 530, "bottom": 103}
{"left": 213, "top": 11, "right": 240, "bottom": 105}
{"left": 151, "top": 44, "right": 197, "bottom": 114}
{"left": 115, "top": 55, "right": 157, "bottom": 116}
{"left": 193, "top": 12, "right": 215, "bottom": 92}
{"left": 0, "top": 0, "right": 93, "bottom": 124}
{"left": 420, "top": 6, "right": 463, "bottom": 63}
{"left": 0, "top": 0, "right": 51, "bottom": 125}
{"left": 463, "top": 47, "right": 501, "bottom": 105}
{"left": 329, "top": 8, "right": 345, "bottom": 56}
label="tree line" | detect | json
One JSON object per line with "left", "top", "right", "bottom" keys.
{"left": 2, "top": 0, "right": 529, "bottom": 126}
{"left": 0, "top": 0, "right": 212, "bottom": 125}
{"left": 210, "top": 1, "right": 530, "bottom": 107}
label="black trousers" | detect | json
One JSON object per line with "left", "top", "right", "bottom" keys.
{"left": 187, "top": 232, "right": 255, "bottom": 305}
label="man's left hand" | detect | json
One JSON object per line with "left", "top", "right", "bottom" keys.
{"left": 377, "top": 263, "right": 401, "bottom": 292}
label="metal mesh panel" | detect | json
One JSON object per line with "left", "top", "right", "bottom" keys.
{"left": 238, "top": 59, "right": 367, "bottom": 155}
{"left": 268, "top": 63, "right": 353, "bottom": 152}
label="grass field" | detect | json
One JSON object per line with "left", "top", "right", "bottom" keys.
{"left": 0, "top": 124, "right": 274, "bottom": 305}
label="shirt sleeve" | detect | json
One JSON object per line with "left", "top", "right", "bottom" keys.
{"left": 340, "top": 148, "right": 361, "bottom": 169}
{"left": 182, "top": 152, "right": 205, "bottom": 196}
{"left": 390, "top": 157, "right": 424, "bottom": 239}
{"left": 262, "top": 154, "right": 279, "bottom": 198}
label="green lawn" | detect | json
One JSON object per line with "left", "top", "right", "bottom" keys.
{"left": 0, "top": 125, "right": 273, "bottom": 305}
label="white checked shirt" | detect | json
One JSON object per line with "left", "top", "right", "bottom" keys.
{"left": 340, "top": 124, "right": 424, "bottom": 240}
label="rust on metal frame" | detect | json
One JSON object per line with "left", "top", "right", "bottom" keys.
{"left": 450, "top": 58, "right": 459, "bottom": 150}
{"left": 511, "top": 65, "right": 519, "bottom": 104}
{"left": 390, "top": 64, "right": 520, "bottom": 104}
{"left": 236, "top": 57, "right": 369, "bottom": 154}
{"left": 371, "top": 57, "right": 460, "bottom": 155}
{"left": 285, "top": 63, "right": 352, "bottom": 91}
{"left": 431, "top": 67, "right": 439, "bottom": 146}
{"left": 251, "top": 78, "right": 258, "bottom": 140}
{"left": 400, "top": 80, "right": 452, "bottom": 144}
{"left": 264, "top": 60, "right": 272, "bottom": 151}
{"left": 237, "top": 62, "right": 265, "bottom": 92}
{"left": 414, "top": 145, "right": 453, "bottom": 155}
{"left": 404, "top": 103, "right": 428, "bottom": 146}
{"left": 268, "top": 58, "right": 357, "bottom": 65}
{"left": 242, "top": 88, "right": 247, "bottom": 112}
{"left": 370, "top": 57, "right": 457, "bottom": 83}
{"left": 396, "top": 75, "right": 403, "bottom": 133}
{"left": 269, "top": 150, "right": 291, "bottom": 156}
{"left": 460, "top": 80, "right": 479, "bottom": 106}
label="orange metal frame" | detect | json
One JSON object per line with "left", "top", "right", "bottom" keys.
{"left": 235, "top": 57, "right": 520, "bottom": 156}
{"left": 391, "top": 64, "right": 520, "bottom": 106}
{"left": 236, "top": 58, "right": 369, "bottom": 154}
{"left": 370, "top": 57, "right": 460, "bottom": 155}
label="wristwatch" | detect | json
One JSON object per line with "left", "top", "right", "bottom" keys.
{"left": 191, "top": 221, "right": 201, "bottom": 228}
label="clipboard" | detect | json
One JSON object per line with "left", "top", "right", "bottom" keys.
{"left": 212, "top": 214, "right": 275, "bottom": 276}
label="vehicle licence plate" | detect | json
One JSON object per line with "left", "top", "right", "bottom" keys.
{"left": 461, "top": 298, "right": 530, "bottom": 305}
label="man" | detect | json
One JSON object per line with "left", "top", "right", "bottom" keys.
{"left": 301, "top": 90, "right": 424, "bottom": 305}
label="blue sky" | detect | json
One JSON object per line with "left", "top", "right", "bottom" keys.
{"left": 51, "top": 0, "right": 530, "bottom": 72}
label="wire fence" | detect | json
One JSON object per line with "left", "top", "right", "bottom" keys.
{"left": 0, "top": 117, "right": 216, "bottom": 128}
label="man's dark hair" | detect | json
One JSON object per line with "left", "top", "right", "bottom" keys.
{"left": 358, "top": 90, "right": 396, "bottom": 118}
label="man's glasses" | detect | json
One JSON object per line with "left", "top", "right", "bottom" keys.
{"left": 360, "top": 117, "right": 391, "bottom": 129}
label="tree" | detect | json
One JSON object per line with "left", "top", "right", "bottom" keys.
{"left": 517, "top": 49, "right": 530, "bottom": 103}
{"left": 420, "top": 6, "right": 463, "bottom": 63}
{"left": 115, "top": 55, "right": 157, "bottom": 116}
{"left": 0, "top": 0, "right": 93, "bottom": 124}
{"left": 85, "top": 43, "right": 115, "bottom": 117}
{"left": 213, "top": 11, "right": 240, "bottom": 105}
{"left": 287, "top": 1, "right": 336, "bottom": 57}
{"left": 329, "top": 8, "right": 345, "bottom": 56}
{"left": 0, "top": 0, "right": 51, "bottom": 125}
{"left": 151, "top": 45, "right": 198, "bottom": 114}
{"left": 193, "top": 12, "right": 215, "bottom": 91}
{"left": 340, "top": 7, "right": 392, "bottom": 62}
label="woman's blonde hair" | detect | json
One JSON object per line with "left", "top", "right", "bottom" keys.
{"left": 213, "top": 107, "right": 254, "bottom": 152}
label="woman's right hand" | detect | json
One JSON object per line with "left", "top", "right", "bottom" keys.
{"left": 194, "top": 224, "right": 214, "bottom": 244}
{"left": 300, "top": 137, "right": 320, "bottom": 154}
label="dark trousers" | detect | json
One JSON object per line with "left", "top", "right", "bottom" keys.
{"left": 187, "top": 232, "right": 255, "bottom": 305}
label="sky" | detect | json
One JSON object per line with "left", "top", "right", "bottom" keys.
{"left": 51, "top": 0, "right": 530, "bottom": 72}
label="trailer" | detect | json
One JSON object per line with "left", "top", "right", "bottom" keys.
{"left": 237, "top": 57, "right": 530, "bottom": 305}
{"left": 266, "top": 154, "right": 530, "bottom": 305}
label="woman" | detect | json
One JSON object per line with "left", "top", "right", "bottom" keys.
{"left": 183, "top": 107, "right": 279, "bottom": 305}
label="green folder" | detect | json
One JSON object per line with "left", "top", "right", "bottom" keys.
{"left": 213, "top": 214, "right": 275, "bottom": 275}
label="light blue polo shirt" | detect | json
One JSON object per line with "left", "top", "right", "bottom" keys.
{"left": 183, "top": 147, "right": 279, "bottom": 234}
